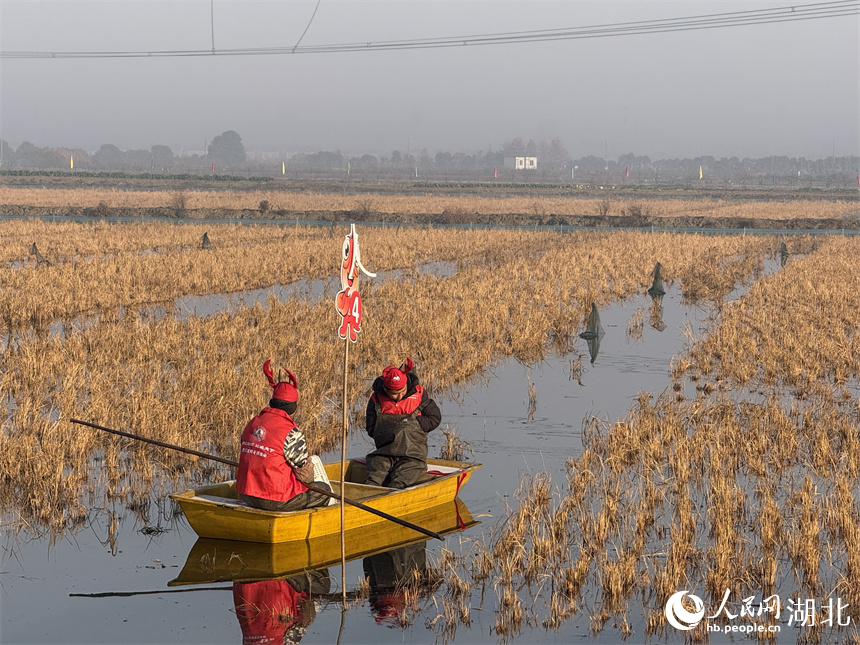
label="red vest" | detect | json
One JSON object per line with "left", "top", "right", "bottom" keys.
{"left": 236, "top": 407, "right": 307, "bottom": 502}
{"left": 233, "top": 579, "right": 306, "bottom": 644}
{"left": 372, "top": 385, "right": 424, "bottom": 415}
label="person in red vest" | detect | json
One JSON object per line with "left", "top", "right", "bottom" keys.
{"left": 364, "top": 357, "right": 441, "bottom": 488}
{"left": 236, "top": 360, "right": 331, "bottom": 511}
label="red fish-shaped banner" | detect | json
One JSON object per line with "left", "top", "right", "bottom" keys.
{"left": 335, "top": 224, "right": 375, "bottom": 342}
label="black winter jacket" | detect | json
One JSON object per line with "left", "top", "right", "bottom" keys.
{"left": 365, "top": 372, "right": 442, "bottom": 439}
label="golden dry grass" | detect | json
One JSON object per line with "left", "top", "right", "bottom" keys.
{"left": 0, "top": 222, "right": 564, "bottom": 327}
{"left": 1, "top": 186, "right": 857, "bottom": 220}
{"left": 0, "top": 223, "right": 771, "bottom": 537}
{"left": 4, "top": 213, "right": 857, "bottom": 640}
{"left": 466, "top": 389, "right": 860, "bottom": 639}
{"left": 446, "top": 236, "right": 860, "bottom": 639}
{"left": 681, "top": 236, "right": 860, "bottom": 397}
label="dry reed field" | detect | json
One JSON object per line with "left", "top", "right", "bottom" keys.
{"left": 0, "top": 221, "right": 562, "bottom": 327}
{"left": 453, "top": 395, "right": 860, "bottom": 642}
{"left": 432, "top": 237, "right": 860, "bottom": 643}
{"left": 5, "top": 215, "right": 857, "bottom": 642}
{"left": 0, "top": 222, "right": 772, "bottom": 539}
{"left": 1, "top": 186, "right": 858, "bottom": 220}
{"left": 682, "top": 236, "right": 860, "bottom": 397}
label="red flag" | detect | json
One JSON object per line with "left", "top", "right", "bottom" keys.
{"left": 494, "top": 167, "right": 497, "bottom": 179}
{"left": 626, "top": 166, "right": 629, "bottom": 177}
{"left": 211, "top": 162, "right": 215, "bottom": 174}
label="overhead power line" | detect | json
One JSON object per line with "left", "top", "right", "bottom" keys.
{"left": 2, "top": 0, "right": 857, "bottom": 59}
{"left": 293, "top": 0, "right": 324, "bottom": 52}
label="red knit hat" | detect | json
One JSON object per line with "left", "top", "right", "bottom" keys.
{"left": 382, "top": 357, "right": 413, "bottom": 390}
{"left": 263, "top": 360, "right": 298, "bottom": 402}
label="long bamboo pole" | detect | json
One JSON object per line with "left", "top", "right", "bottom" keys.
{"left": 69, "top": 418, "right": 443, "bottom": 541}
{"left": 341, "top": 338, "right": 349, "bottom": 606}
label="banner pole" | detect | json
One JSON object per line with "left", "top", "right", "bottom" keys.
{"left": 341, "top": 337, "right": 349, "bottom": 607}
{"left": 334, "top": 223, "right": 376, "bottom": 610}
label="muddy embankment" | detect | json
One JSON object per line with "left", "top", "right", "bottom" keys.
{"left": 2, "top": 173, "right": 858, "bottom": 228}
{"left": 1, "top": 202, "right": 858, "bottom": 230}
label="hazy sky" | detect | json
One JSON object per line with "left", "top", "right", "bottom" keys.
{"left": 1, "top": 1, "right": 858, "bottom": 160}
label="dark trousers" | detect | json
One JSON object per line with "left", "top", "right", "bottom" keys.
{"left": 364, "top": 455, "right": 425, "bottom": 489}
{"left": 240, "top": 481, "right": 332, "bottom": 512}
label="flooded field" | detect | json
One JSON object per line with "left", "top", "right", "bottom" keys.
{"left": 2, "top": 290, "right": 699, "bottom": 644}
{"left": 0, "top": 219, "right": 858, "bottom": 644}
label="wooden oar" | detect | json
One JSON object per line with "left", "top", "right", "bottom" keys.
{"left": 70, "top": 418, "right": 443, "bottom": 541}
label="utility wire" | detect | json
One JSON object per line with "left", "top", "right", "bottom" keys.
{"left": 293, "top": 0, "right": 323, "bottom": 53}
{"left": 2, "top": 0, "right": 857, "bottom": 59}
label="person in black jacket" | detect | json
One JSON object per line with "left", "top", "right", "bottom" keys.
{"left": 364, "top": 357, "right": 441, "bottom": 488}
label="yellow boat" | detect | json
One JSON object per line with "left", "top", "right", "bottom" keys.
{"left": 169, "top": 458, "right": 481, "bottom": 544}
{"left": 168, "top": 497, "right": 478, "bottom": 586}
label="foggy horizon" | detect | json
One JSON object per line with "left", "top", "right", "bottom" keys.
{"left": 2, "top": 135, "right": 858, "bottom": 166}
{"left": 1, "top": 1, "right": 858, "bottom": 162}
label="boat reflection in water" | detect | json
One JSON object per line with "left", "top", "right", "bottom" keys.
{"left": 170, "top": 499, "right": 478, "bottom": 641}
{"left": 364, "top": 542, "right": 427, "bottom": 627}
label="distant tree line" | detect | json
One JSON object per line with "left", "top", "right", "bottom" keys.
{"left": 0, "top": 130, "right": 248, "bottom": 174}
{"left": 1, "top": 130, "right": 857, "bottom": 187}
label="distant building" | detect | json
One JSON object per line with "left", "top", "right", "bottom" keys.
{"left": 503, "top": 156, "right": 538, "bottom": 170}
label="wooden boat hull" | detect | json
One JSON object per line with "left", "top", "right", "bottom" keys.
{"left": 169, "top": 458, "right": 480, "bottom": 544}
{"left": 168, "top": 498, "right": 478, "bottom": 586}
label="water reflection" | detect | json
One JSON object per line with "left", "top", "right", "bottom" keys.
{"left": 169, "top": 498, "right": 476, "bottom": 588}
{"left": 168, "top": 499, "right": 475, "bottom": 641}
{"left": 648, "top": 297, "right": 667, "bottom": 332}
{"left": 364, "top": 543, "right": 427, "bottom": 627}
{"left": 584, "top": 333, "right": 602, "bottom": 364}
{"left": 645, "top": 262, "right": 669, "bottom": 332}
{"left": 579, "top": 302, "right": 605, "bottom": 364}
{"left": 233, "top": 569, "right": 330, "bottom": 645}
